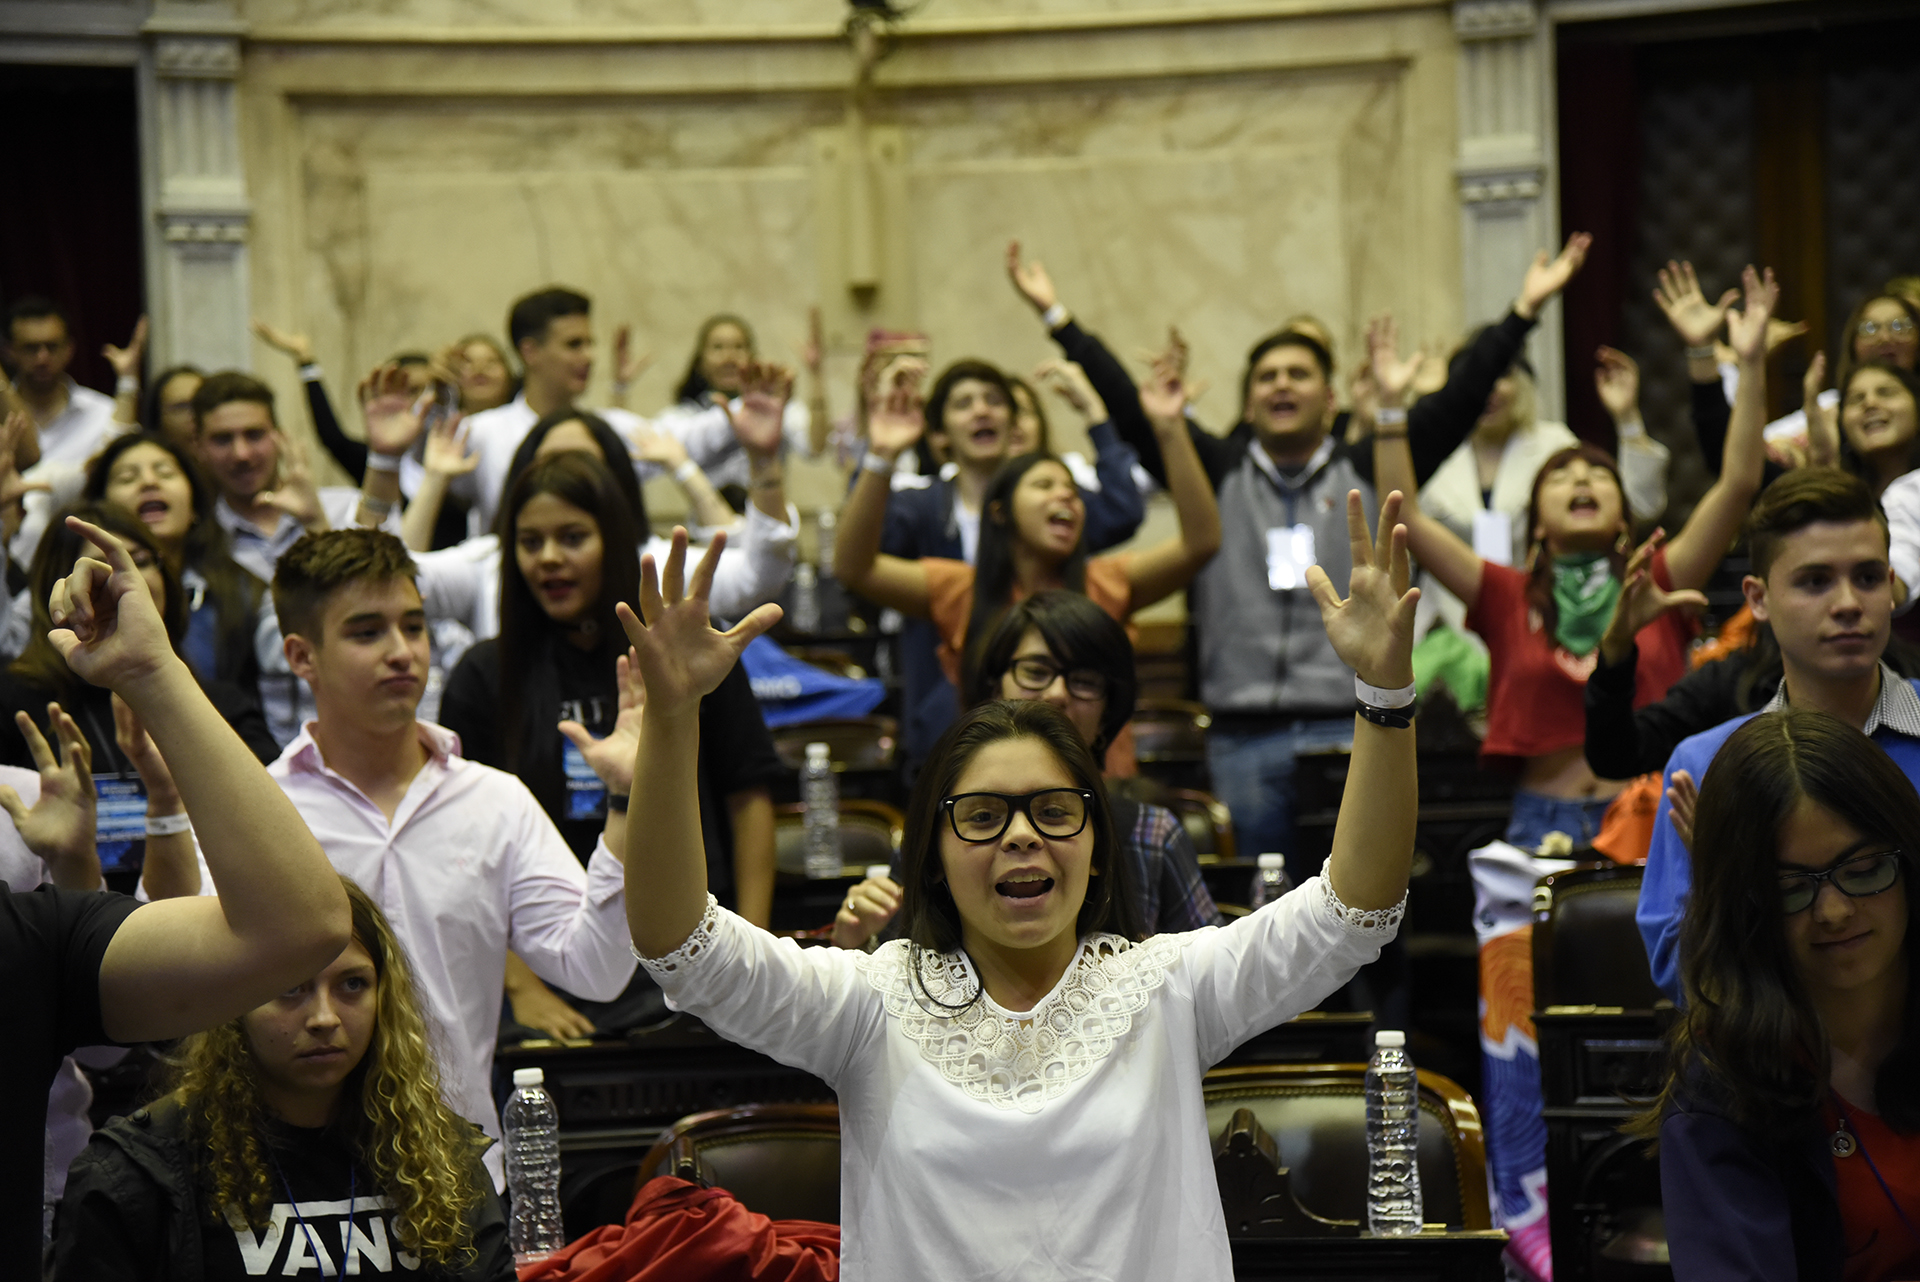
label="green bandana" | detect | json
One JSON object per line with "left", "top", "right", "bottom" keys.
{"left": 1550, "top": 553, "right": 1620, "bottom": 657}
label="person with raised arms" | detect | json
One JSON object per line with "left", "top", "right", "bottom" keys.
{"left": 621, "top": 489, "right": 1416, "bottom": 1281}
{"left": 0, "top": 515, "right": 350, "bottom": 1279}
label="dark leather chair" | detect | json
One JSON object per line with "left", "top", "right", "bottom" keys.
{"left": 1129, "top": 698, "right": 1213, "bottom": 765}
{"left": 1203, "top": 1063, "right": 1493, "bottom": 1231}
{"left": 1532, "top": 863, "right": 1660, "bottom": 1011}
{"left": 773, "top": 799, "right": 904, "bottom": 878}
{"left": 770, "top": 716, "right": 898, "bottom": 773}
{"left": 635, "top": 1103, "right": 842, "bottom": 1224}
{"left": 1165, "top": 787, "right": 1237, "bottom": 864}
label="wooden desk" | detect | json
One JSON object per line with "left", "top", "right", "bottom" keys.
{"left": 1231, "top": 1230, "right": 1509, "bottom": 1281}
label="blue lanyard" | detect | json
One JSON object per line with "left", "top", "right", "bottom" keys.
{"left": 1833, "top": 1096, "right": 1920, "bottom": 1249}
{"left": 268, "top": 1150, "right": 355, "bottom": 1278}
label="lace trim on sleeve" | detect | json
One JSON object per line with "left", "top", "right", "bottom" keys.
{"left": 631, "top": 894, "right": 722, "bottom": 973}
{"left": 1316, "top": 874, "right": 1405, "bottom": 938}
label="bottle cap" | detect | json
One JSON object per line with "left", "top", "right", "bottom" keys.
{"left": 795, "top": 563, "right": 817, "bottom": 584}
{"left": 512, "top": 1067, "right": 546, "bottom": 1087}
{"left": 865, "top": 864, "right": 892, "bottom": 881}
{"left": 1374, "top": 1030, "right": 1406, "bottom": 1048}
{"left": 1256, "top": 853, "right": 1285, "bottom": 870}
{"left": 806, "top": 742, "right": 832, "bottom": 761}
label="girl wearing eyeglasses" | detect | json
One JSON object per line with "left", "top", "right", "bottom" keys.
{"left": 620, "top": 492, "right": 1416, "bottom": 1282}
{"left": 1641, "top": 708, "right": 1920, "bottom": 1282}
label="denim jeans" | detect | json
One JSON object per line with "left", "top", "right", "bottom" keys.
{"left": 1504, "top": 788, "right": 1614, "bottom": 852}
{"left": 1206, "top": 717, "right": 1355, "bottom": 881}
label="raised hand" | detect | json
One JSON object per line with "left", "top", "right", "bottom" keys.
{"left": 1517, "top": 232, "right": 1593, "bottom": 320}
{"left": 1594, "top": 346, "right": 1642, "bottom": 423}
{"left": 112, "top": 691, "right": 180, "bottom": 804}
{"left": 257, "top": 429, "right": 327, "bottom": 529}
{"left": 865, "top": 360, "right": 927, "bottom": 458}
{"left": 1006, "top": 240, "right": 1058, "bottom": 315}
{"left": 831, "top": 873, "right": 902, "bottom": 949}
{"left": 1306, "top": 490, "right": 1419, "bottom": 690}
{"left": 1725, "top": 264, "right": 1780, "bottom": 364}
{"left": 1365, "top": 315, "right": 1425, "bottom": 407}
{"left": 48, "top": 517, "right": 179, "bottom": 690}
{"left": 102, "top": 316, "right": 149, "bottom": 381}
{"left": 629, "top": 422, "right": 691, "bottom": 469}
{"left": 357, "top": 362, "right": 433, "bottom": 459}
{"left": 802, "top": 307, "right": 825, "bottom": 378}
{"left": 1138, "top": 358, "right": 1189, "bottom": 431}
{"left": 1652, "top": 261, "right": 1737, "bottom": 349}
{"left": 0, "top": 410, "right": 51, "bottom": 544}
{"left": 423, "top": 414, "right": 479, "bottom": 477}
{"left": 1033, "top": 359, "right": 1107, "bottom": 423}
{"left": 618, "top": 530, "right": 782, "bottom": 720}
{"left": 559, "top": 647, "right": 647, "bottom": 796}
{"left": 1599, "top": 529, "right": 1707, "bottom": 664}
{"left": 613, "top": 324, "right": 652, "bottom": 387}
{"left": 250, "top": 318, "right": 314, "bottom": 365}
{"left": 732, "top": 361, "right": 794, "bottom": 457}
{"left": 0, "top": 705, "right": 97, "bottom": 880}
{"left": 1802, "top": 351, "right": 1838, "bottom": 466}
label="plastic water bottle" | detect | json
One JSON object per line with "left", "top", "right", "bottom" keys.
{"left": 1365, "top": 1030, "right": 1424, "bottom": 1236}
{"left": 802, "top": 743, "right": 841, "bottom": 879}
{"left": 816, "top": 508, "right": 837, "bottom": 579}
{"left": 791, "top": 563, "right": 821, "bottom": 635}
{"left": 503, "top": 1067, "right": 564, "bottom": 1262}
{"left": 1247, "top": 853, "right": 1288, "bottom": 909}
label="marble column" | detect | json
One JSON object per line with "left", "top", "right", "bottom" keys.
{"left": 1454, "top": 0, "right": 1564, "bottom": 419}
{"left": 143, "top": 4, "right": 251, "bottom": 372}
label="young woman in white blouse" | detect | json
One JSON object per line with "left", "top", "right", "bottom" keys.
{"left": 618, "top": 482, "right": 1418, "bottom": 1281}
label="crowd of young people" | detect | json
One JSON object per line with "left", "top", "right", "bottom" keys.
{"left": 3, "top": 240, "right": 1920, "bottom": 1280}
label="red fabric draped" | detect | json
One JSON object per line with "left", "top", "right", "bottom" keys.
{"left": 518, "top": 1177, "right": 839, "bottom": 1282}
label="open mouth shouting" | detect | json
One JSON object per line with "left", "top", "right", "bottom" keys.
{"left": 135, "top": 496, "right": 172, "bottom": 525}
{"left": 996, "top": 869, "right": 1055, "bottom": 901}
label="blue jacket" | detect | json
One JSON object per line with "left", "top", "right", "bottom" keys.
{"left": 1637, "top": 684, "right": 1920, "bottom": 1000}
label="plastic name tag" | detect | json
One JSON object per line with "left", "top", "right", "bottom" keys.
{"left": 96, "top": 775, "right": 148, "bottom": 876}
{"left": 1267, "top": 524, "right": 1317, "bottom": 590}
{"left": 562, "top": 737, "right": 607, "bottom": 822}
{"left": 1473, "top": 509, "right": 1515, "bottom": 566}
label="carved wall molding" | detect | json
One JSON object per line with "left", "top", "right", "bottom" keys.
{"left": 1453, "top": 0, "right": 1538, "bottom": 40}
{"left": 1459, "top": 170, "right": 1545, "bottom": 202}
{"left": 154, "top": 34, "right": 240, "bottom": 79}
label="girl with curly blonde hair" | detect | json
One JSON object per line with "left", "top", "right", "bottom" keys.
{"left": 56, "top": 877, "right": 514, "bottom": 1280}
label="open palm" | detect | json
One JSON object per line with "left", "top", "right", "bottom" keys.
{"left": 1725, "top": 264, "right": 1780, "bottom": 362}
{"left": 1306, "top": 491, "right": 1419, "bottom": 690}
{"left": 733, "top": 362, "right": 794, "bottom": 456}
{"left": 618, "top": 531, "right": 782, "bottom": 718}
{"left": 560, "top": 649, "right": 646, "bottom": 794}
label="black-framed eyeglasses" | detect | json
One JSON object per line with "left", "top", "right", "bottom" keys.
{"left": 1858, "top": 318, "right": 1917, "bottom": 339}
{"left": 1006, "top": 656, "right": 1109, "bottom": 702}
{"left": 942, "top": 789, "right": 1095, "bottom": 843}
{"left": 1778, "top": 851, "right": 1903, "bottom": 915}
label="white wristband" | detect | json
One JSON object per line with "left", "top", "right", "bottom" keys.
{"left": 1375, "top": 407, "right": 1407, "bottom": 426}
{"left": 1685, "top": 345, "right": 1715, "bottom": 362}
{"left": 861, "top": 450, "right": 896, "bottom": 476}
{"left": 145, "top": 812, "right": 192, "bottom": 837}
{"left": 365, "top": 452, "right": 403, "bottom": 473}
{"left": 1042, "top": 303, "right": 1069, "bottom": 329}
{"left": 673, "top": 458, "right": 700, "bottom": 485}
{"left": 1615, "top": 416, "right": 1646, "bottom": 439}
{"left": 1355, "top": 674, "right": 1417, "bottom": 709}
{"left": 298, "top": 362, "right": 324, "bottom": 381}
{"left": 115, "top": 374, "right": 139, "bottom": 395}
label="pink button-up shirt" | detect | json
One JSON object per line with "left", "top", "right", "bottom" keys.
{"left": 265, "top": 721, "right": 634, "bottom": 1187}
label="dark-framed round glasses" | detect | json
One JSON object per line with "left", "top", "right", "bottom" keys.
{"left": 942, "top": 789, "right": 1095, "bottom": 843}
{"left": 1778, "top": 851, "right": 1903, "bottom": 915}
{"left": 1007, "top": 656, "right": 1109, "bottom": 702}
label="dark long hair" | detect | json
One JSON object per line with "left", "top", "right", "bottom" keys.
{"left": 1638, "top": 709, "right": 1920, "bottom": 1138}
{"left": 1522, "top": 444, "right": 1629, "bottom": 636}
{"left": 675, "top": 313, "right": 755, "bottom": 405}
{"left": 12, "top": 503, "right": 187, "bottom": 702}
{"left": 495, "top": 454, "right": 641, "bottom": 781}
{"left": 1835, "top": 360, "right": 1920, "bottom": 483}
{"left": 963, "top": 590, "right": 1137, "bottom": 762}
{"left": 965, "top": 454, "right": 1089, "bottom": 671}
{"left": 138, "top": 364, "right": 203, "bottom": 436}
{"left": 502, "top": 409, "right": 648, "bottom": 538}
{"left": 897, "top": 701, "right": 1144, "bottom": 1003}
{"left": 84, "top": 432, "right": 261, "bottom": 685}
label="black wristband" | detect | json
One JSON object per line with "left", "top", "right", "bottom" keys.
{"left": 607, "top": 792, "right": 629, "bottom": 812}
{"left": 1354, "top": 699, "right": 1414, "bottom": 730}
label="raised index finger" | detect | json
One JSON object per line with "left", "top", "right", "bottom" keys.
{"left": 64, "top": 515, "right": 139, "bottom": 577}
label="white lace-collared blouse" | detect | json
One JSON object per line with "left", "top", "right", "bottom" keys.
{"left": 637, "top": 874, "right": 1402, "bottom": 1282}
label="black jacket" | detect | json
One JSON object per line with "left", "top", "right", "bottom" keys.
{"left": 55, "top": 1095, "right": 513, "bottom": 1281}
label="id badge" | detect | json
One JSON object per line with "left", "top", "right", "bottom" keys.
{"left": 563, "top": 736, "right": 608, "bottom": 822}
{"left": 1267, "top": 524, "right": 1317, "bottom": 590}
{"left": 1473, "top": 509, "right": 1515, "bottom": 566}
{"left": 96, "top": 775, "right": 148, "bottom": 876}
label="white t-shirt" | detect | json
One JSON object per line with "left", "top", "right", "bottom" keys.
{"left": 640, "top": 875, "right": 1398, "bottom": 1282}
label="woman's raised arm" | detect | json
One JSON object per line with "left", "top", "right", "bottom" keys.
{"left": 833, "top": 367, "right": 934, "bottom": 618}
{"left": 622, "top": 530, "right": 782, "bottom": 958}
{"left": 1124, "top": 361, "right": 1223, "bottom": 611}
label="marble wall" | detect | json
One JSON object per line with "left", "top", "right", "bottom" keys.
{"left": 233, "top": 0, "right": 1467, "bottom": 518}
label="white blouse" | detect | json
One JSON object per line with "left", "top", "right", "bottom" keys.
{"left": 638, "top": 875, "right": 1401, "bottom": 1282}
